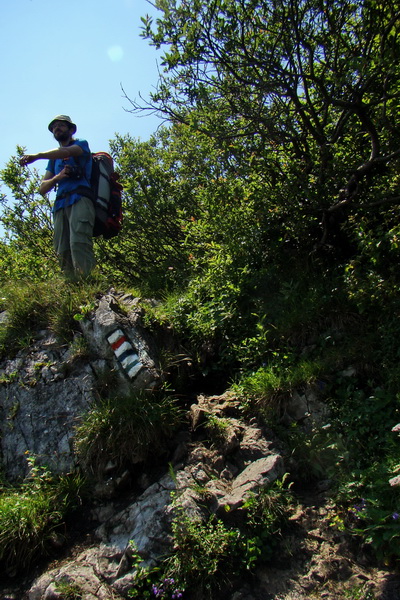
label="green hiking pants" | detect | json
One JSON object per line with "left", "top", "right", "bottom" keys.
{"left": 53, "top": 196, "right": 95, "bottom": 279}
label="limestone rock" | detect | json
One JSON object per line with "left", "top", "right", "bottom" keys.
{"left": 0, "top": 333, "right": 94, "bottom": 480}
{"left": 0, "top": 293, "right": 163, "bottom": 480}
{"left": 28, "top": 553, "right": 125, "bottom": 600}
{"left": 79, "top": 294, "right": 161, "bottom": 393}
{"left": 25, "top": 401, "right": 286, "bottom": 599}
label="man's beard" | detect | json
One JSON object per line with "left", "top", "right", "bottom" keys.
{"left": 54, "top": 130, "right": 71, "bottom": 143}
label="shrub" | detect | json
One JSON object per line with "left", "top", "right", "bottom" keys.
{"left": 127, "top": 541, "right": 185, "bottom": 599}
{"left": 158, "top": 478, "right": 293, "bottom": 600}
{"left": 165, "top": 513, "right": 243, "bottom": 600}
{"left": 331, "top": 457, "right": 400, "bottom": 566}
{"left": 73, "top": 391, "right": 184, "bottom": 476}
{"left": 0, "top": 455, "right": 85, "bottom": 574}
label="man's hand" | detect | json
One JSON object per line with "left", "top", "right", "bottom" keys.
{"left": 57, "top": 166, "right": 70, "bottom": 180}
{"left": 39, "top": 166, "right": 70, "bottom": 196}
{"left": 19, "top": 154, "right": 38, "bottom": 166}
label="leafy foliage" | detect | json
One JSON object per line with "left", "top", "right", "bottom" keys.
{"left": 161, "top": 477, "right": 291, "bottom": 600}
{"left": 0, "top": 455, "right": 85, "bottom": 574}
{"left": 0, "top": 147, "right": 57, "bottom": 281}
{"left": 1, "top": 0, "right": 400, "bottom": 578}
{"left": 137, "top": 0, "right": 400, "bottom": 238}
{"left": 127, "top": 477, "right": 292, "bottom": 600}
{"left": 166, "top": 513, "right": 244, "bottom": 599}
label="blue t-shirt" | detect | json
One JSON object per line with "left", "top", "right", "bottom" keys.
{"left": 46, "top": 139, "right": 92, "bottom": 212}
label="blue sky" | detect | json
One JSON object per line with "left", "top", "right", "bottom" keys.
{"left": 0, "top": 0, "right": 164, "bottom": 223}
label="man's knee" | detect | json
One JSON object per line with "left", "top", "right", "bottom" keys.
{"left": 70, "top": 242, "right": 96, "bottom": 277}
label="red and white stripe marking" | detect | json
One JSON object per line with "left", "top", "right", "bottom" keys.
{"left": 107, "top": 329, "right": 143, "bottom": 379}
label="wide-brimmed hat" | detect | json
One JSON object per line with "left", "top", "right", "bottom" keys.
{"left": 48, "top": 115, "right": 77, "bottom": 134}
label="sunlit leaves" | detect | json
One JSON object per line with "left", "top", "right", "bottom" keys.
{"left": 135, "top": 0, "right": 400, "bottom": 222}
{"left": 0, "top": 147, "right": 56, "bottom": 282}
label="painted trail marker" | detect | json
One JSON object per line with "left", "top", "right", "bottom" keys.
{"left": 107, "top": 329, "right": 143, "bottom": 379}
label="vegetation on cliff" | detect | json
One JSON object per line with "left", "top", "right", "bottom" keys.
{"left": 1, "top": 0, "right": 400, "bottom": 596}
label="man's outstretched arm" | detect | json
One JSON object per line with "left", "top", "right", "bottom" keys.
{"left": 19, "top": 144, "right": 83, "bottom": 166}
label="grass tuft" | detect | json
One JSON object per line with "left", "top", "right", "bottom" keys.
{"left": 0, "top": 455, "right": 86, "bottom": 575}
{"left": 73, "top": 391, "right": 184, "bottom": 476}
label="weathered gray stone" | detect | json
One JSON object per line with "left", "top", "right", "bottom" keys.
{"left": 25, "top": 411, "right": 286, "bottom": 600}
{"left": 0, "top": 298, "right": 294, "bottom": 599}
{"left": 283, "top": 385, "right": 330, "bottom": 429}
{"left": 79, "top": 294, "right": 161, "bottom": 393}
{"left": 0, "top": 334, "right": 94, "bottom": 480}
{"left": 0, "top": 293, "right": 164, "bottom": 480}
{"left": 218, "top": 454, "right": 285, "bottom": 512}
{"left": 286, "top": 390, "right": 310, "bottom": 421}
{"left": 28, "top": 554, "right": 124, "bottom": 600}
{"left": 96, "top": 473, "right": 176, "bottom": 562}
{"left": 189, "top": 402, "right": 207, "bottom": 430}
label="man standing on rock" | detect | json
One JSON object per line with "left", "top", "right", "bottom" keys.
{"left": 19, "top": 115, "right": 95, "bottom": 280}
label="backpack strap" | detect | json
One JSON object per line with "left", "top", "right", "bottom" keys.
{"left": 63, "top": 153, "right": 93, "bottom": 199}
{"left": 47, "top": 159, "right": 59, "bottom": 194}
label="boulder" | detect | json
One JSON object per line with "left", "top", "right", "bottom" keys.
{"left": 79, "top": 293, "right": 161, "bottom": 393}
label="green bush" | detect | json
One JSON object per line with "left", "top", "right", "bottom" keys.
{"left": 328, "top": 376, "right": 398, "bottom": 464}
{"left": 127, "top": 541, "right": 184, "bottom": 599}
{"left": 0, "top": 455, "right": 85, "bottom": 574}
{"left": 242, "top": 476, "right": 293, "bottom": 565}
{"left": 330, "top": 457, "right": 400, "bottom": 566}
{"left": 165, "top": 513, "right": 244, "bottom": 600}
{"left": 157, "top": 478, "right": 292, "bottom": 600}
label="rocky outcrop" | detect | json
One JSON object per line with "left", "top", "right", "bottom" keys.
{"left": 0, "top": 293, "right": 285, "bottom": 598}
{"left": 20, "top": 391, "right": 400, "bottom": 600}
{"left": 2, "top": 293, "right": 398, "bottom": 600}
{"left": 0, "top": 292, "right": 161, "bottom": 480}
{"left": 0, "top": 331, "right": 95, "bottom": 480}
{"left": 79, "top": 293, "right": 161, "bottom": 394}
{"left": 27, "top": 396, "right": 285, "bottom": 600}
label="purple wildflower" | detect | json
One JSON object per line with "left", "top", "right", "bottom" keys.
{"left": 151, "top": 584, "right": 163, "bottom": 598}
{"left": 348, "top": 498, "right": 368, "bottom": 519}
{"left": 354, "top": 499, "right": 367, "bottom": 512}
{"left": 392, "top": 512, "right": 399, "bottom": 520}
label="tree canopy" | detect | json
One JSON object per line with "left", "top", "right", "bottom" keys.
{"left": 131, "top": 0, "right": 400, "bottom": 244}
